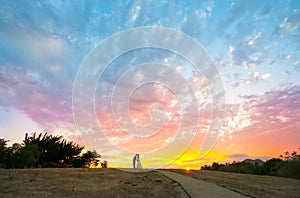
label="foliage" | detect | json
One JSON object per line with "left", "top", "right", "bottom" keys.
{"left": 22, "top": 132, "right": 84, "bottom": 167}
{"left": 0, "top": 132, "right": 102, "bottom": 169}
{"left": 18, "top": 143, "right": 40, "bottom": 168}
{"left": 263, "top": 158, "right": 283, "bottom": 175}
{"left": 72, "top": 150, "right": 100, "bottom": 168}
{"left": 201, "top": 148, "right": 300, "bottom": 179}
{"left": 0, "top": 138, "right": 9, "bottom": 165}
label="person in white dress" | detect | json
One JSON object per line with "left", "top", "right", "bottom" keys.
{"left": 136, "top": 154, "right": 142, "bottom": 169}
{"left": 132, "top": 154, "right": 142, "bottom": 169}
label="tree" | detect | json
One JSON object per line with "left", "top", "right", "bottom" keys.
{"left": 277, "top": 159, "right": 300, "bottom": 179}
{"left": 235, "top": 162, "right": 254, "bottom": 174}
{"left": 2, "top": 133, "right": 103, "bottom": 169}
{"left": 276, "top": 149, "right": 300, "bottom": 179}
{"left": 211, "top": 162, "right": 223, "bottom": 171}
{"left": 19, "top": 144, "right": 40, "bottom": 168}
{"left": 263, "top": 158, "right": 283, "bottom": 175}
{"left": 23, "top": 132, "right": 85, "bottom": 167}
{"left": 5, "top": 143, "right": 22, "bottom": 168}
{"left": 200, "top": 165, "right": 210, "bottom": 170}
{"left": 290, "top": 151, "right": 299, "bottom": 160}
{"left": 283, "top": 151, "right": 291, "bottom": 160}
{"left": 57, "top": 139, "right": 83, "bottom": 166}
{"left": 0, "top": 139, "right": 9, "bottom": 167}
{"left": 73, "top": 151, "right": 93, "bottom": 168}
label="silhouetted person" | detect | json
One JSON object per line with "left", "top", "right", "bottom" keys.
{"left": 133, "top": 154, "right": 137, "bottom": 169}
{"left": 136, "top": 154, "right": 142, "bottom": 169}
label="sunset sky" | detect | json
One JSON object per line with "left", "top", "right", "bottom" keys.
{"left": 1, "top": 1, "right": 299, "bottom": 169}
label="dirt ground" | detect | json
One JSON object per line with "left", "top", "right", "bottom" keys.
{"left": 1, "top": 168, "right": 299, "bottom": 198}
{"left": 0, "top": 168, "right": 187, "bottom": 198}
{"left": 169, "top": 169, "right": 300, "bottom": 198}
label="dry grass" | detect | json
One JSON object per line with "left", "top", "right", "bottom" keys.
{"left": 2, "top": 168, "right": 299, "bottom": 197}
{"left": 0, "top": 168, "right": 187, "bottom": 198}
{"left": 169, "top": 169, "right": 300, "bottom": 198}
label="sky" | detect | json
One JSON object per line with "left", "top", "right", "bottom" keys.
{"left": 0, "top": 0, "right": 299, "bottom": 169}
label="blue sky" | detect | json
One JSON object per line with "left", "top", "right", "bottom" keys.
{"left": 0, "top": 0, "right": 299, "bottom": 168}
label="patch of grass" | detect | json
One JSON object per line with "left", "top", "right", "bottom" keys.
{"left": 0, "top": 168, "right": 187, "bottom": 198}
{"left": 169, "top": 169, "right": 300, "bottom": 198}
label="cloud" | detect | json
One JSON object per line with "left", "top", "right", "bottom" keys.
{"left": 0, "top": 66, "right": 73, "bottom": 124}
{"left": 227, "top": 153, "right": 249, "bottom": 159}
{"left": 242, "top": 72, "right": 271, "bottom": 84}
{"left": 279, "top": 9, "right": 300, "bottom": 32}
{"left": 245, "top": 85, "right": 300, "bottom": 128}
{"left": 247, "top": 32, "right": 263, "bottom": 46}
{"left": 218, "top": 84, "right": 300, "bottom": 154}
{"left": 221, "top": 85, "right": 300, "bottom": 155}
{"left": 261, "top": 73, "right": 270, "bottom": 80}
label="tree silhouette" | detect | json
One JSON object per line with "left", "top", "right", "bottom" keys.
{"left": 0, "top": 139, "right": 9, "bottom": 167}
{"left": 201, "top": 149, "right": 300, "bottom": 179}
{"left": 19, "top": 143, "right": 40, "bottom": 168}
{"left": 1, "top": 133, "right": 102, "bottom": 169}
{"left": 6, "top": 143, "right": 22, "bottom": 168}
{"left": 23, "top": 132, "right": 87, "bottom": 168}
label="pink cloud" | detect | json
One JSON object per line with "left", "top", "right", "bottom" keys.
{"left": 216, "top": 85, "right": 300, "bottom": 158}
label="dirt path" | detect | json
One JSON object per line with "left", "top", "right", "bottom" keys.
{"left": 157, "top": 170, "right": 247, "bottom": 198}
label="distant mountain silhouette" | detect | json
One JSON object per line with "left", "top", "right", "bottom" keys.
{"left": 242, "top": 159, "right": 264, "bottom": 166}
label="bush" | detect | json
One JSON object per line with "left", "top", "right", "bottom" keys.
{"left": 45, "top": 162, "right": 58, "bottom": 168}
{"left": 263, "top": 158, "right": 283, "bottom": 176}
{"left": 277, "top": 160, "right": 300, "bottom": 179}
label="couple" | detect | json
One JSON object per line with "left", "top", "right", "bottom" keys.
{"left": 133, "top": 154, "right": 142, "bottom": 169}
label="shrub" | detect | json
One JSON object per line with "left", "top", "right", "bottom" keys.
{"left": 277, "top": 159, "right": 300, "bottom": 179}
{"left": 45, "top": 162, "right": 58, "bottom": 168}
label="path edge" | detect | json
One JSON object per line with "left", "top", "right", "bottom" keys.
{"left": 156, "top": 170, "right": 192, "bottom": 198}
